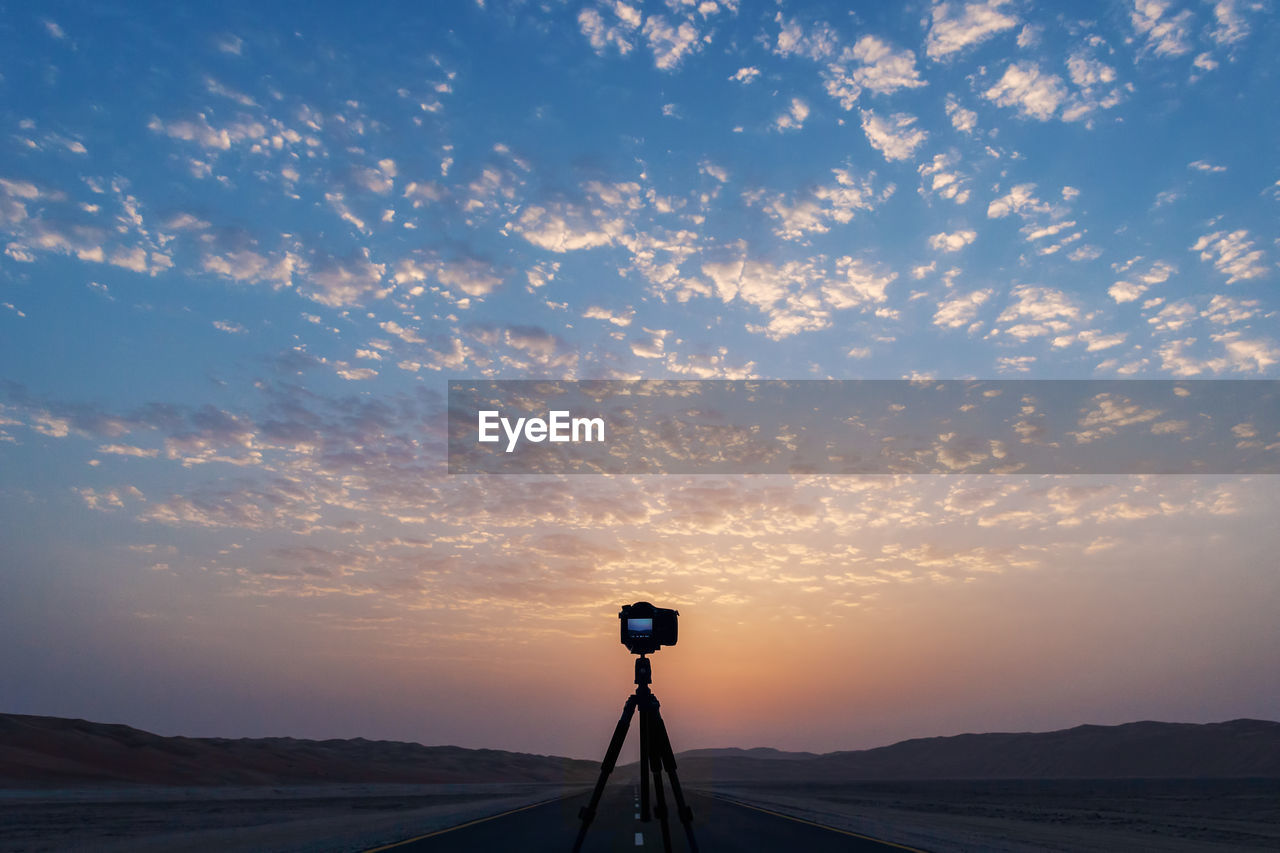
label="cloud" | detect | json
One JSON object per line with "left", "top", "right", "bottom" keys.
{"left": 729, "top": 67, "right": 760, "bottom": 84}
{"left": 511, "top": 202, "right": 624, "bottom": 253}
{"left": 773, "top": 98, "right": 810, "bottom": 131}
{"left": 747, "top": 168, "right": 891, "bottom": 240}
{"left": 1069, "top": 246, "right": 1102, "bottom": 262}
{"left": 1109, "top": 281, "right": 1147, "bottom": 303}
{"left": 1022, "top": 220, "right": 1076, "bottom": 241}
{"left": 699, "top": 255, "right": 894, "bottom": 340}
{"left": 1067, "top": 53, "right": 1117, "bottom": 89}
{"left": 141, "top": 486, "right": 304, "bottom": 530}
{"left": 161, "top": 212, "right": 211, "bottom": 231}
{"left": 325, "top": 192, "right": 366, "bottom": 232}
{"left": 97, "top": 444, "right": 159, "bottom": 458}
{"left": 860, "top": 110, "right": 928, "bottom": 161}
{"left": 925, "top": 0, "right": 1019, "bottom": 61}
{"left": 202, "top": 249, "right": 297, "bottom": 288}
{"left": 1188, "top": 160, "right": 1227, "bottom": 172}
{"left": 583, "top": 305, "right": 635, "bottom": 327}
{"left": 1109, "top": 259, "right": 1175, "bottom": 304}
{"left": 147, "top": 114, "right": 266, "bottom": 151}
{"left": 1157, "top": 334, "right": 1280, "bottom": 375}
{"left": 1213, "top": 333, "right": 1279, "bottom": 372}
{"left": 1061, "top": 48, "right": 1129, "bottom": 123}
{"left": 823, "top": 258, "right": 896, "bottom": 309}
{"left": 701, "top": 257, "right": 829, "bottom": 339}
{"left": 76, "top": 487, "right": 133, "bottom": 512}
{"left": 933, "top": 289, "right": 991, "bottom": 329}
{"left": 1070, "top": 394, "right": 1162, "bottom": 443}
{"left": 390, "top": 255, "right": 502, "bottom": 300}
{"left": 918, "top": 153, "right": 970, "bottom": 204}
{"left": 1203, "top": 294, "right": 1259, "bottom": 326}
{"left": 437, "top": 258, "right": 503, "bottom": 297}
{"left": 699, "top": 161, "right": 729, "bottom": 183}
{"left": 204, "top": 76, "right": 258, "bottom": 108}
{"left": 630, "top": 330, "right": 666, "bottom": 358}
{"left": 403, "top": 181, "right": 446, "bottom": 207}
{"left": 335, "top": 365, "right": 378, "bottom": 380}
{"left": 108, "top": 246, "right": 149, "bottom": 273}
{"left": 2, "top": 206, "right": 116, "bottom": 264}
{"left": 0, "top": 177, "right": 42, "bottom": 227}
{"left": 379, "top": 320, "right": 424, "bottom": 344}
{"left": 984, "top": 62, "right": 1068, "bottom": 120}
{"left": 303, "top": 250, "right": 389, "bottom": 307}
{"left": 929, "top": 230, "right": 977, "bottom": 252}
{"left": 612, "top": 1, "right": 642, "bottom": 29}
{"left": 1208, "top": 0, "right": 1258, "bottom": 46}
{"left": 349, "top": 162, "right": 396, "bottom": 195}
{"left": 773, "top": 14, "right": 838, "bottom": 60}
{"left": 822, "top": 36, "right": 926, "bottom": 109}
{"left": 849, "top": 37, "right": 926, "bottom": 94}
{"left": 996, "top": 355, "right": 1035, "bottom": 373}
{"left": 463, "top": 166, "right": 522, "bottom": 216}
{"left": 1148, "top": 301, "right": 1197, "bottom": 333}
{"left": 945, "top": 96, "right": 978, "bottom": 133}
{"left": 500, "top": 325, "right": 580, "bottom": 372}
{"left": 525, "top": 261, "right": 559, "bottom": 291}
{"left": 642, "top": 16, "right": 701, "bottom": 70}
{"left": 987, "top": 184, "right": 1051, "bottom": 219}
{"left": 1076, "top": 330, "right": 1128, "bottom": 351}
{"left": 578, "top": 6, "right": 637, "bottom": 57}
{"left": 1193, "top": 52, "right": 1219, "bottom": 73}
{"left": 997, "top": 284, "right": 1080, "bottom": 339}
{"left": 1191, "top": 230, "right": 1267, "bottom": 284}
{"left": 1130, "top": 0, "right": 1193, "bottom": 57}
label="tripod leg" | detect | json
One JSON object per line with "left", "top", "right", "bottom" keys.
{"left": 646, "top": 703, "right": 675, "bottom": 853}
{"left": 649, "top": 705, "right": 699, "bottom": 853}
{"left": 572, "top": 694, "right": 638, "bottom": 853}
{"left": 638, "top": 698, "right": 651, "bottom": 820}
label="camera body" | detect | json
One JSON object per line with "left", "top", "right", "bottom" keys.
{"left": 619, "top": 601, "right": 678, "bottom": 655}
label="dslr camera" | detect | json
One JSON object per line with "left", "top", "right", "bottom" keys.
{"left": 619, "top": 601, "right": 678, "bottom": 655}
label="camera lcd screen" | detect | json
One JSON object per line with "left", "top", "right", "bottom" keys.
{"left": 627, "top": 618, "right": 653, "bottom": 634}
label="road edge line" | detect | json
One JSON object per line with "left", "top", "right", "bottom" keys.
{"left": 360, "top": 789, "right": 587, "bottom": 852}
{"left": 703, "top": 792, "right": 933, "bottom": 853}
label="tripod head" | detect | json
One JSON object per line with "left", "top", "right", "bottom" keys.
{"left": 634, "top": 654, "right": 652, "bottom": 689}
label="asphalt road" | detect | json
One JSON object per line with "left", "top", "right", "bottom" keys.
{"left": 365, "top": 784, "right": 927, "bottom": 852}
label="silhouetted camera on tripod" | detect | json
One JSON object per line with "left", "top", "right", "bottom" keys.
{"left": 619, "top": 601, "right": 678, "bottom": 655}
{"left": 574, "top": 602, "right": 698, "bottom": 853}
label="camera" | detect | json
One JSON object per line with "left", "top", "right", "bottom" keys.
{"left": 619, "top": 601, "right": 678, "bottom": 655}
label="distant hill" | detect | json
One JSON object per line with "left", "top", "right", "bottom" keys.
{"left": 0, "top": 713, "right": 598, "bottom": 788}
{"left": 671, "top": 719, "right": 1280, "bottom": 781}
{"left": 6, "top": 714, "right": 1278, "bottom": 789}
{"left": 677, "top": 747, "right": 820, "bottom": 761}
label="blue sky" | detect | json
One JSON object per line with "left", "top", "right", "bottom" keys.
{"left": 1, "top": 1, "right": 1278, "bottom": 757}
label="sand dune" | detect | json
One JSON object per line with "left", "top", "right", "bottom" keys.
{"left": 0, "top": 714, "right": 597, "bottom": 788}
{"left": 670, "top": 719, "right": 1280, "bottom": 781}
{"left": 6, "top": 713, "right": 1278, "bottom": 791}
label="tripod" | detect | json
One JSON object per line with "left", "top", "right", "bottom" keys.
{"left": 572, "top": 656, "right": 698, "bottom": 852}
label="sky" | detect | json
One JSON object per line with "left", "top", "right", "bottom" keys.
{"left": 1, "top": 0, "right": 1278, "bottom": 760}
